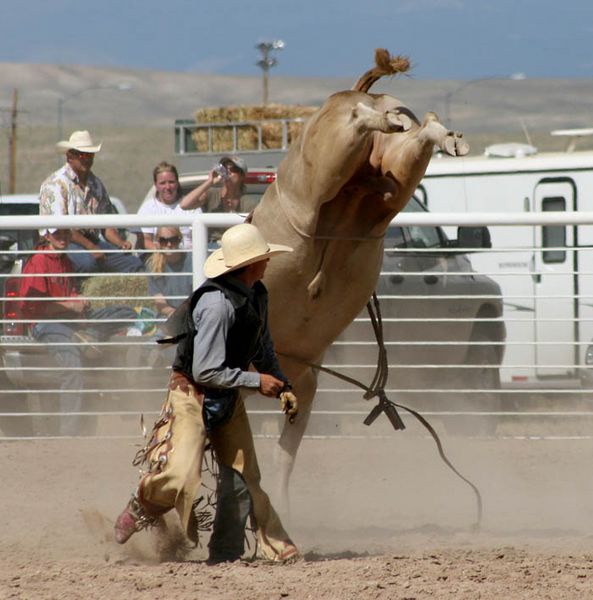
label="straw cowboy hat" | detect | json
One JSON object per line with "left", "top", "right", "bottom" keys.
{"left": 56, "top": 130, "right": 102, "bottom": 154}
{"left": 204, "top": 223, "right": 292, "bottom": 279}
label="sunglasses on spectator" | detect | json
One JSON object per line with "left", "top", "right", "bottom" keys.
{"left": 223, "top": 164, "right": 243, "bottom": 174}
{"left": 158, "top": 235, "right": 182, "bottom": 246}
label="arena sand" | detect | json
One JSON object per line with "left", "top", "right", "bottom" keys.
{"left": 2, "top": 421, "right": 593, "bottom": 599}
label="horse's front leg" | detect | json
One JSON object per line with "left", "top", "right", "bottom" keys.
{"left": 273, "top": 365, "right": 318, "bottom": 516}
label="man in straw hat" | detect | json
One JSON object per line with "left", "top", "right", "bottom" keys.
{"left": 114, "top": 223, "right": 299, "bottom": 563}
{"left": 39, "top": 130, "right": 143, "bottom": 273}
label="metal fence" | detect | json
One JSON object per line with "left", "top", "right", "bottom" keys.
{"left": 2, "top": 211, "right": 593, "bottom": 441}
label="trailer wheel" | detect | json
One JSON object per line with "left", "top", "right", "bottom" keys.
{"left": 445, "top": 335, "right": 501, "bottom": 436}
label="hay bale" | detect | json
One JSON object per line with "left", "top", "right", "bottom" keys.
{"left": 81, "top": 275, "right": 155, "bottom": 311}
{"left": 192, "top": 104, "right": 318, "bottom": 153}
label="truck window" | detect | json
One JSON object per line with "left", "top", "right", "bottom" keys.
{"left": 541, "top": 196, "right": 566, "bottom": 263}
{"left": 385, "top": 226, "right": 405, "bottom": 249}
{"left": 0, "top": 203, "right": 40, "bottom": 253}
{"left": 403, "top": 197, "right": 442, "bottom": 249}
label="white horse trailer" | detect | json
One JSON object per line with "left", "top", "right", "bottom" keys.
{"left": 418, "top": 133, "right": 593, "bottom": 388}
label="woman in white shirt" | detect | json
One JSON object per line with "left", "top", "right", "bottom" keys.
{"left": 136, "top": 162, "right": 206, "bottom": 251}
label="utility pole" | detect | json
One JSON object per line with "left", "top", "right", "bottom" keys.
{"left": 255, "top": 40, "right": 284, "bottom": 105}
{"left": 8, "top": 89, "right": 18, "bottom": 193}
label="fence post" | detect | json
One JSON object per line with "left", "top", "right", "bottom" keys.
{"left": 192, "top": 219, "right": 208, "bottom": 290}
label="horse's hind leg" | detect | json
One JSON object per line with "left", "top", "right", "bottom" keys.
{"left": 417, "top": 112, "right": 469, "bottom": 157}
{"left": 352, "top": 101, "right": 412, "bottom": 134}
{"left": 287, "top": 93, "right": 412, "bottom": 208}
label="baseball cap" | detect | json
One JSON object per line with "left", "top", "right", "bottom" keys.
{"left": 39, "top": 227, "right": 58, "bottom": 235}
{"left": 39, "top": 228, "right": 72, "bottom": 236}
{"left": 220, "top": 155, "right": 247, "bottom": 174}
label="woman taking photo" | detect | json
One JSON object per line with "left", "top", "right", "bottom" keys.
{"left": 198, "top": 155, "right": 248, "bottom": 213}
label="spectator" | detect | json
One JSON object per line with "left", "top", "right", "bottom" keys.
{"left": 196, "top": 155, "right": 250, "bottom": 214}
{"left": 39, "top": 130, "right": 144, "bottom": 273}
{"left": 194, "top": 155, "right": 260, "bottom": 244}
{"left": 148, "top": 226, "right": 193, "bottom": 318}
{"left": 136, "top": 162, "right": 207, "bottom": 252}
{"left": 19, "top": 228, "right": 138, "bottom": 435}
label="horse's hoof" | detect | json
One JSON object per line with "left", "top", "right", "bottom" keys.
{"left": 455, "top": 135, "right": 470, "bottom": 156}
{"left": 443, "top": 132, "right": 469, "bottom": 157}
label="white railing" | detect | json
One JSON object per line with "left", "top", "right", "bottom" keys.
{"left": 2, "top": 211, "right": 593, "bottom": 441}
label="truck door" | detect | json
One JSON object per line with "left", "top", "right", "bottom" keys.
{"left": 533, "top": 181, "right": 576, "bottom": 377}
{"left": 380, "top": 200, "right": 473, "bottom": 368}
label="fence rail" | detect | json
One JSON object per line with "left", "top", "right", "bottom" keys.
{"left": 2, "top": 211, "right": 593, "bottom": 440}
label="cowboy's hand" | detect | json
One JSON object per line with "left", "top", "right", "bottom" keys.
{"left": 279, "top": 391, "right": 298, "bottom": 424}
{"left": 259, "top": 374, "right": 285, "bottom": 397}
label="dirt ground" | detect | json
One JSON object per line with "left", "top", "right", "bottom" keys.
{"left": 3, "top": 424, "right": 593, "bottom": 599}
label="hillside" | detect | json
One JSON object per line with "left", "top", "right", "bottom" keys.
{"left": 2, "top": 62, "right": 593, "bottom": 209}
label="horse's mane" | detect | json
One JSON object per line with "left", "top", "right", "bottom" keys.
{"left": 351, "top": 49, "right": 411, "bottom": 93}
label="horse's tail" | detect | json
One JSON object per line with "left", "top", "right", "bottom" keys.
{"left": 351, "top": 49, "right": 411, "bottom": 93}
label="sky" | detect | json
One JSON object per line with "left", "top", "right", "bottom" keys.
{"left": 1, "top": 0, "right": 592, "bottom": 80}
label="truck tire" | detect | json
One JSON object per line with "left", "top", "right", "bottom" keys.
{"left": 445, "top": 334, "right": 501, "bottom": 436}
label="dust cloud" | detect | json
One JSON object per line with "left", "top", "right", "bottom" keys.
{"left": 2, "top": 413, "right": 593, "bottom": 597}
{"left": 3, "top": 412, "right": 593, "bottom": 559}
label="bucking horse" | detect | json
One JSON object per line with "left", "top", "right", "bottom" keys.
{"left": 250, "top": 49, "right": 469, "bottom": 507}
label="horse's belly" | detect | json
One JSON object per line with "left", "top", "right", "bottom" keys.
{"left": 267, "top": 280, "right": 375, "bottom": 359}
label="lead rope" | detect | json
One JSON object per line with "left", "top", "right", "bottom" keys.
{"left": 280, "top": 291, "right": 483, "bottom": 529}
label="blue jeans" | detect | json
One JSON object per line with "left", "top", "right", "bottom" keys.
{"left": 202, "top": 391, "right": 252, "bottom": 561}
{"left": 68, "top": 240, "right": 144, "bottom": 273}
{"left": 32, "top": 305, "right": 137, "bottom": 435}
{"left": 208, "top": 464, "right": 252, "bottom": 561}
{"left": 31, "top": 323, "right": 85, "bottom": 436}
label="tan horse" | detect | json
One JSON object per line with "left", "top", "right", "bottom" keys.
{"left": 251, "top": 49, "right": 469, "bottom": 506}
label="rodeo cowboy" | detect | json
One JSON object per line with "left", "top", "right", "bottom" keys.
{"left": 114, "top": 223, "right": 299, "bottom": 563}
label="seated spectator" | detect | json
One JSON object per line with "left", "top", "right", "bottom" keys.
{"left": 148, "top": 227, "right": 193, "bottom": 318}
{"left": 136, "top": 162, "right": 207, "bottom": 253}
{"left": 19, "top": 228, "right": 139, "bottom": 436}
{"left": 39, "top": 130, "right": 144, "bottom": 274}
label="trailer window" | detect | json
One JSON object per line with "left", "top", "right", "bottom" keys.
{"left": 542, "top": 196, "right": 566, "bottom": 263}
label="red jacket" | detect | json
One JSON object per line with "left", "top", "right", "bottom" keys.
{"left": 19, "top": 246, "right": 79, "bottom": 319}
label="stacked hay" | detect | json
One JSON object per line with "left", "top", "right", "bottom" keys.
{"left": 192, "top": 104, "right": 318, "bottom": 153}
{"left": 81, "top": 275, "right": 154, "bottom": 311}
{"left": 81, "top": 275, "right": 158, "bottom": 334}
